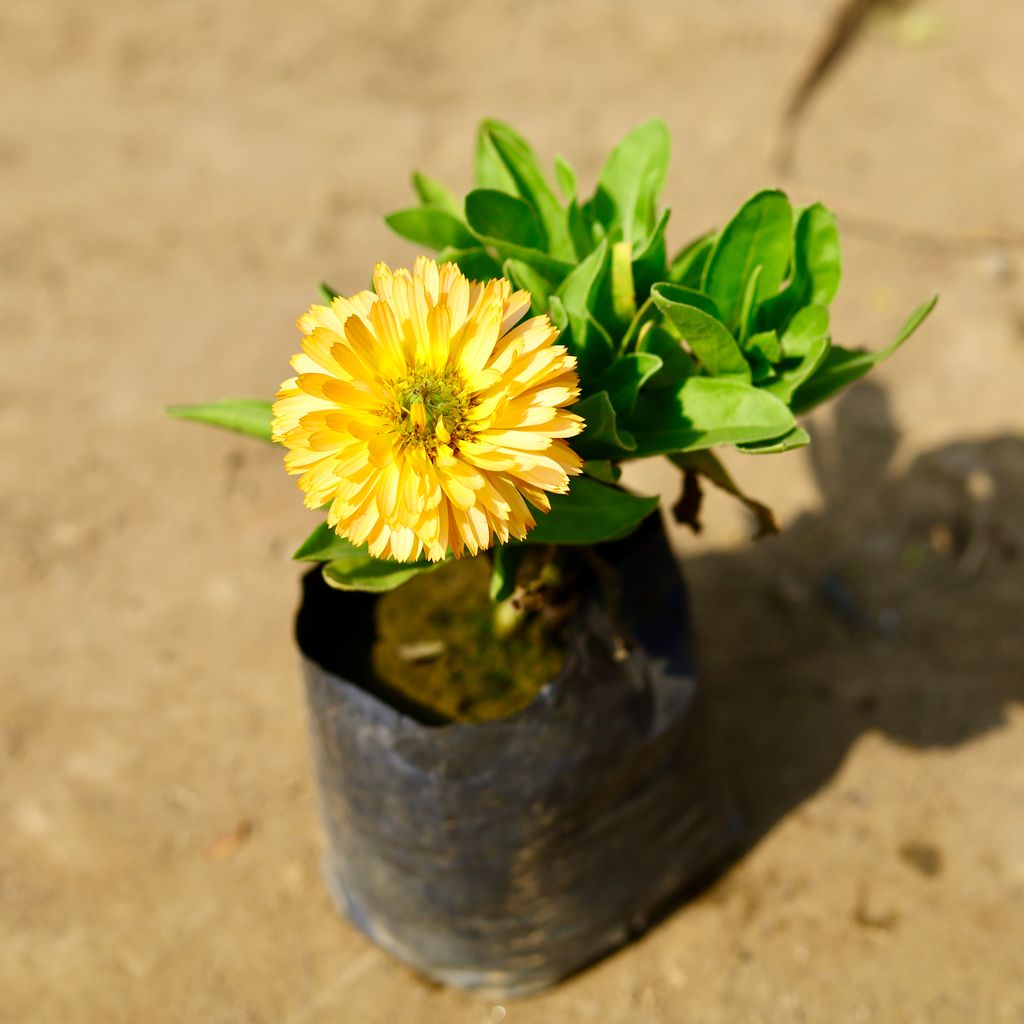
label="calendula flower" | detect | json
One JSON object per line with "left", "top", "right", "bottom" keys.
{"left": 272, "top": 257, "right": 584, "bottom": 562}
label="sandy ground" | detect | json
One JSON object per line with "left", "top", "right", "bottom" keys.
{"left": 3, "top": 0, "right": 1023, "bottom": 1021}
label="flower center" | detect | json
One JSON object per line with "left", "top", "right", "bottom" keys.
{"left": 391, "top": 367, "right": 467, "bottom": 450}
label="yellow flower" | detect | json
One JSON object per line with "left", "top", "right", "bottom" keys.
{"left": 272, "top": 257, "right": 584, "bottom": 562}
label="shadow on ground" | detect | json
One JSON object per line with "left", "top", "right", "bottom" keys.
{"left": 687, "top": 382, "right": 1024, "bottom": 847}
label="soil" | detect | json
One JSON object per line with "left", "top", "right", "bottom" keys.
{"left": 372, "top": 556, "right": 565, "bottom": 723}
{"left": 3, "top": 0, "right": 1024, "bottom": 1022}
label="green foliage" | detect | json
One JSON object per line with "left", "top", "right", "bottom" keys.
{"left": 592, "top": 119, "right": 671, "bottom": 245}
{"left": 627, "top": 377, "right": 796, "bottom": 456}
{"left": 386, "top": 118, "right": 932, "bottom": 481}
{"left": 519, "top": 476, "right": 660, "bottom": 545}
{"left": 295, "top": 522, "right": 447, "bottom": 592}
{"left": 703, "top": 190, "right": 793, "bottom": 332}
{"left": 489, "top": 544, "right": 524, "bottom": 602}
{"left": 170, "top": 119, "right": 936, "bottom": 596}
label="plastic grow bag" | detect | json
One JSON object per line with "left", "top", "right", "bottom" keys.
{"left": 296, "top": 513, "right": 738, "bottom": 996}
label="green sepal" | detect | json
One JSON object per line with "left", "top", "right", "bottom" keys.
{"left": 384, "top": 207, "right": 476, "bottom": 250}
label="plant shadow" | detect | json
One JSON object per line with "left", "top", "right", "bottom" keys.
{"left": 685, "top": 381, "right": 1024, "bottom": 849}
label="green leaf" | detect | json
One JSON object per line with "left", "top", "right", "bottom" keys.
{"left": 411, "top": 171, "right": 459, "bottom": 215}
{"left": 737, "top": 265, "right": 762, "bottom": 344}
{"left": 475, "top": 124, "right": 519, "bottom": 193}
{"left": 567, "top": 200, "right": 595, "bottom": 259}
{"left": 650, "top": 282, "right": 722, "bottom": 320}
{"left": 322, "top": 557, "right": 444, "bottom": 593}
{"left": 294, "top": 522, "right": 357, "bottom": 562}
{"left": 572, "top": 391, "right": 637, "bottom": 460}
{"left": 480, "top": 120, "right": 575, "bottom": 261}
{"left": 652, "top": 283, "right": 751, "bottom": 382}
{"left": 581, "top": 459, "right": 622, "bottom": 484}
{"left": 319, "top": 281, "right": 339, "bottom": 302}
{"left": 593, "top": 118, "right": 670, "bottom": 244}
{"left": 670, "top": 450, "right": 779, "bottom": 537}
{"left": 503, "top": 259, "right": 554, "bottom": 314}
{"left": 620, "top": 296, "right": 658, "bottom": 353}
{"left": 458, "top": 237, "right": 572, "bottom": 281}
{"left": 626, "top": 377, "right": 796, "bottom": 456}
{"left": 435, "top": 247, "right": 504, "bottom": 282}
{"left": 556, "top": 240, "right": 613, "bottom": 378}
{"left": 297, "top": 524, "right": 447, "bottom": 592}
{"left": 547, "top": 294, "right": 569, "bottom": 332}
{"left": 746, "top": 329, "right": 781, "bottom": 364}
{"left": 668, "top": 231, "right": 716, "bottom": 288}
{"left": 637, "top": 324, "right": 696, "bottom": 390}
{"left": 764, "top": 305, "right": 831, "bottom": 403}
{"left": 578, "top": 316, "right": 616, "bottom": 383}
{"left": 523, "top": 476, "right": 659, "bottom": 545}
{"left": 631, "top": 209, "right": 670, "bottom": 300}
{"left": 489, "top": 545, "right": 525, "bottom": 602}
{"left": 703, "top": 190, "right": 794, "bottom": 330}
{"left": 598, "top": 353, "right": 663, "bottom": 416}
{"left": 758, "top": 203, "right": 842, "bottom": 330}
{"left": 736, "top": 426, "right": 811, "bottom": 454}
{"left": 385, "top": 207, "right": 476, "bottom": 250}
{"left": 794, "top": 203, "right": 842, "bottom": 306}
{"left": 166, "top": 398, "right": 273, "bottom": 442}
{"left": 465, "top": 188, "right": 547, "bottom": 250}
{"left": 792, "top": 295, "right": 937, "bottom": 413}
{"left": 554, "top": 155, "right": 578, "bottom": 199}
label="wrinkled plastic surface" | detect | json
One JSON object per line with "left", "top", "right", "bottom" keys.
{"left": 297, "top": 514, "right": 739, "bottom": 996}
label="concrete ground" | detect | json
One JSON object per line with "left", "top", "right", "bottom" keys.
{"left": 2, "top": 0, "right": 1022, "bottom": 1021}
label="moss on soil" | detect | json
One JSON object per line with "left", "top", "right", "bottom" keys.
{"left": 372, "top": 556, "right": 565, "bottom": 723}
